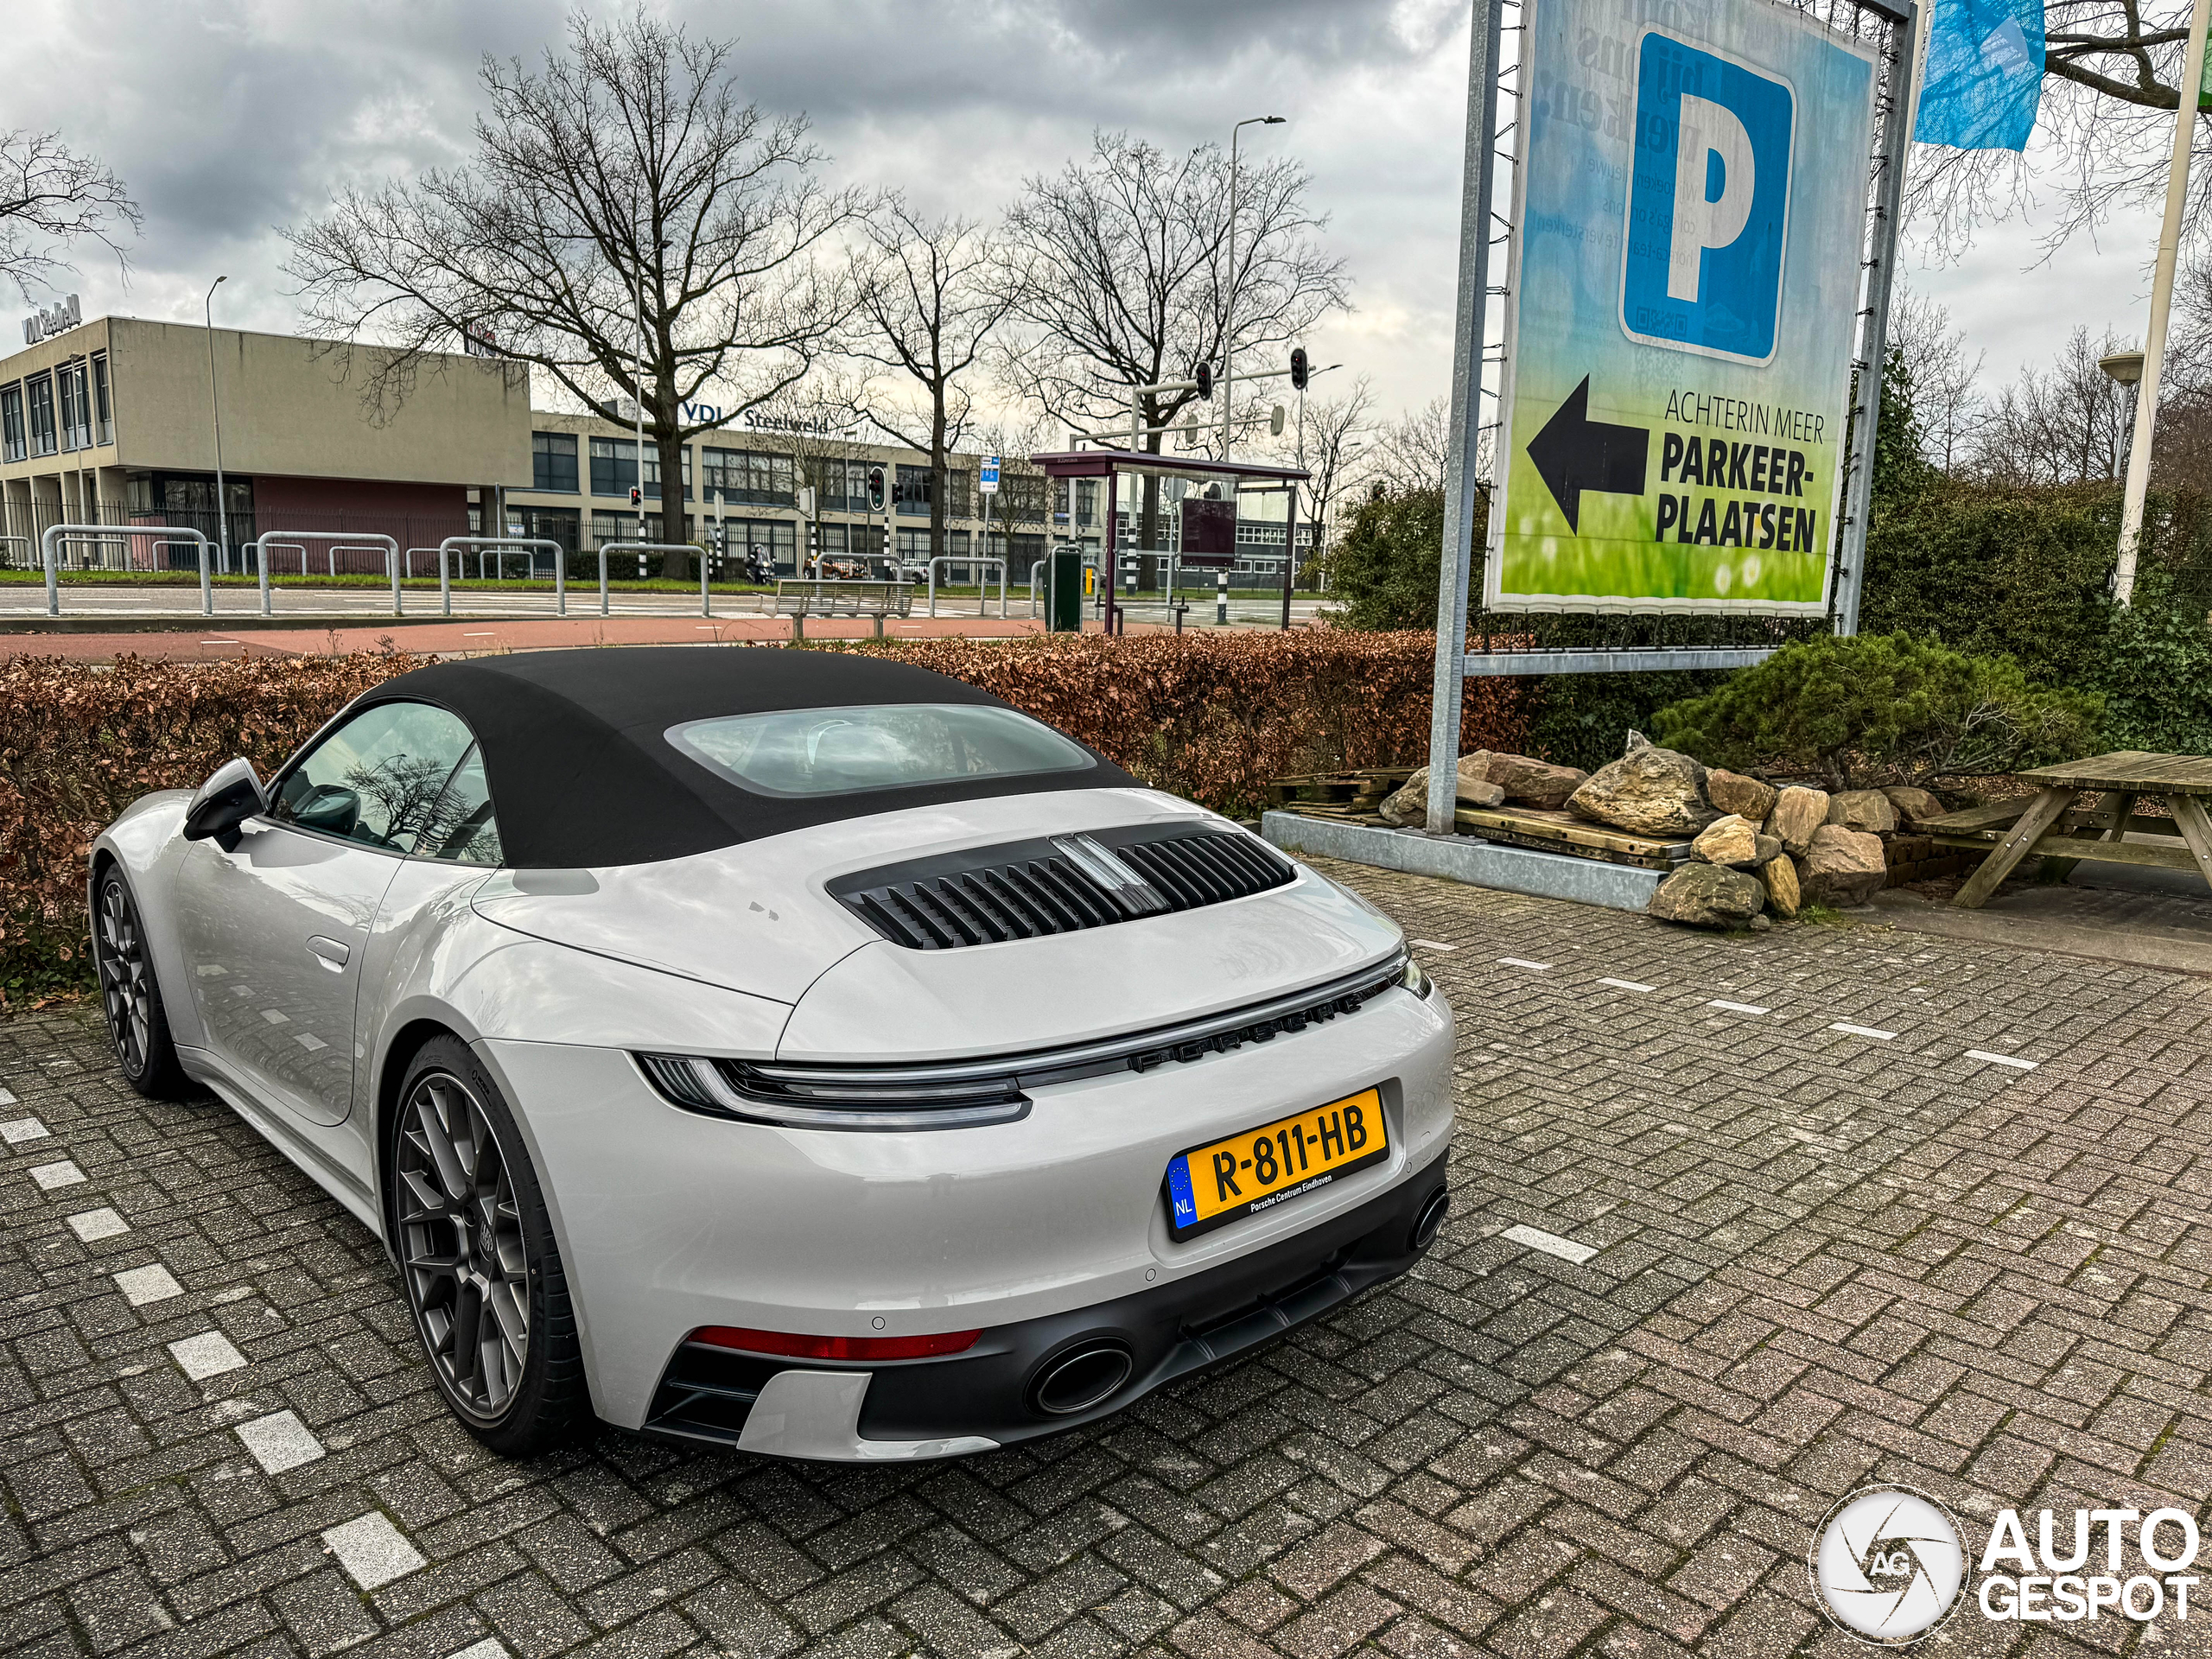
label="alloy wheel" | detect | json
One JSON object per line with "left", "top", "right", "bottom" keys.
{"left": 396, "top": 1072, "right": 531, "bottom": 1421}
{"left": 94, "top": 879, "right": 152, "bottom": 1077}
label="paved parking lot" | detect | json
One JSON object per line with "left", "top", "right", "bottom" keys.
{"left": 3, "top": 859, "right": 2207, "bottom": 1658}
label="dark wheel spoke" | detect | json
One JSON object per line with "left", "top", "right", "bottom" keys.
{"left": 396, "top": 1068, "right": 532, "bottom": 1424}
{"left": 93, "top": 878, "right": 153, "bottom": 1077}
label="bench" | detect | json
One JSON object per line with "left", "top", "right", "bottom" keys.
{"left": 772, "top": 578, "right": 914, "bottom": 639}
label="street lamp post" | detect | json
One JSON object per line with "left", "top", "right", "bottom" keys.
{"left": 205, "top": 276, "right": 228, "bottom": 575}
{"left": 1223, "top": 115, "right": 1286, "bottom": 460}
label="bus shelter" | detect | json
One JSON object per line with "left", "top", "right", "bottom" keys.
{"left": 1027, "top": 448, "right": 1310, "bottom": 633}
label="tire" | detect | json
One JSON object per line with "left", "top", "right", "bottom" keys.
{"left": 389, "top": 1035, "right": 587, "bottom": 1457}
{"left": 92, "top": 867, "right": 190, "bottom": 1100}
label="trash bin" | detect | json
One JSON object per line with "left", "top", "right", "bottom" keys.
{"left": 1047, "top": 545, "right": 1084, "bottom": 632}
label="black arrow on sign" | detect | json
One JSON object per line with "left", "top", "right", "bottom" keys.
{"left": 1527, "top": 375, "right": 1650, "bottom": 531}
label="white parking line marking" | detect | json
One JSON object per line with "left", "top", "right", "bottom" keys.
{"left": 238, "top": 1409, "right": 326, "bottom": 1473}
{"left": 1409, "top": 939, "right": 1459, "bottom": 951}
{"left": 1, "top": 1116, "right": 49, "bottom": 1144}
{"left": 447, "top": 1640, "right": 512, "bottom": 1659}
{"left": 259, "top": 1008, "right": 289, "bottom": 1025}
{"left": 112, "top": 1264, "right": 184, "bottom": 1306}
{"left": 1831, "top": 1023, "right": 1897, "bottom": 1040}
{"left": 1597, "top": 978, "right": 1655, "bottom": 993}
{"left": 0, "top": 1085, "right": 17, "bottom": 1105}
{"left": 169, "top": 1331, "right": 247, "bottom": 1381}
{"left": 29, "top": 1160, "right": 86, "bottom": 1190}
{"left": 67, "top": 1208, "right": 129, "bottom": 1242}
{"left": 1498, "top": 957, "right": 1552, "bottom": 971}
{"left": 295, "top": 1034, "right": 327, "bottom": 1052}
{"left": 1966, "top": 1050, "right": 2039, "bottom": 1071}
{"left": 1501, "top": 1223, "right": 1599, "bottom": 1264}
{"left": 322, "top": 1511, "right": 426, "bottom": 1589}
{"left": 1707, "top": 1000, "right": 1770, "bottom": 1016}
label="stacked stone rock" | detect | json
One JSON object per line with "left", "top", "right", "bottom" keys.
{"left": 1606, "top": 759, "right": 1953, "bottom": 930}
{"left": 1376, "top": 737, "right": 1959, "bottom": 931}
{"left": 1375, "top": 751, "right": 1590, "bottom": 825}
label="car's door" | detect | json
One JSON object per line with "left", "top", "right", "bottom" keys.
{"left": 174, "top": 700, "right": 479, "bottom": 1128}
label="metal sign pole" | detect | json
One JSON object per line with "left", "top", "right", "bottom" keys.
{"left": 1832, "top": 1, "right": 1918, "bottom": 638}
{"left": 1426, "top": 0, "right": 1507, "bottom": 836}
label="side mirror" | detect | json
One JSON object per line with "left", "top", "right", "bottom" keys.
{"left": 183, "top": 757, "right": 267, "bottom": 852}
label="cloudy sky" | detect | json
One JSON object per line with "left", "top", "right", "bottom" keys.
{"left": 8, "top": 0, "right": 2174, "bottom": 425}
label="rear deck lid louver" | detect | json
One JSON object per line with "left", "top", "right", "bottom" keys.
{"left": 829, "top": 824, "right": 1294, "bottom": 950}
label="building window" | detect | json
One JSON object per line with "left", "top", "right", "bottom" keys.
{"left": 803, "top": 456, "right": 867, "bottom": 512}
{"left": 895, "top": 463, "right": 937, "bottom": 517}
{"left": 946, "top": 470, "right": 971, "bottom": 520}
{"left": 517, "top": 505, "right": 580, "bottom": 551}
{"left": 588, "top": 438, "right": 690, "bottom": 499}
{"left": 0, "top": 385, "right": 22, "bottom": 464}
{"left": 729, "top": 519, "right": 798, "bottom": 574}
{"left": 92, "top": 354, "right": 111, "bottom": 444}
{"left": 699, "top": 447, "right": 794, "bottom": 506}
{"left": 56, "top": 361, "right": 91, "bottom": 452}
{"left": 532, "top": 431, "right": 579, "bottom": 493}
{"left": 26, "top": 374, "right": 57, "bottom": 457}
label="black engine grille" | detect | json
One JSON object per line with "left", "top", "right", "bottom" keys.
{"left": 830, "top": 824, "right": 1294, "bottom": 950}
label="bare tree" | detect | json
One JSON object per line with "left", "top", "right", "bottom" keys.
{"left": 1366, "top": 396, "right": 1452, "bottom": 495}
{"left": 2153, "top": 254, "right": 2212, "bottom": 486}
{"left": 1906, "top": 0, "right": 2209, "bottom": 262}
{"left": 1973, "top": 325, "right": 2136, "bottom": 485}
{"left": 284, "top": 10, "right": 861, "bottom": 577}
{"left": 752, "top": 378, "right": 872, "bottom": 575}
{"left": 1273, "top": 376, "right": 1373, "bottom": 580}
{"left": 1889, "top": 290, "right": 1988, "bottom": 474}
{"left": 0, "top": 130, "right": 140, "bottom": 301}
{"left": 849, "top": 200, "right": 1018, "bottom": 570}
{"left": 998, "top": 131, "right": 1348, "bottom": 548}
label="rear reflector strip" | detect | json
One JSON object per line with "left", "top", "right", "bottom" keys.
{"left": 690, "top": 1325, "right": 983, "bottom": 1362}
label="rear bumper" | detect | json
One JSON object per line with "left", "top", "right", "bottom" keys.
{"left": 476, "top": 982, "right": 1454, "bottom": 1435}
{"left": 645, "top": 1147, "right": 1451, "bottom": 1458}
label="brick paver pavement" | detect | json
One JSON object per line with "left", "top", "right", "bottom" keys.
{"left": 3, "top": 856, "right": 2207, "bottom": 1657}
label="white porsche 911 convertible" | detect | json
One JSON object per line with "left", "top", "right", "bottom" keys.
{"left": 91, "top": 649, "right": 1456, "bottom": 1459}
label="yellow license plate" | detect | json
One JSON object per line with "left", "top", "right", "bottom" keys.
{"left": 1165, "top": 1088, "right": 1388, "bottom": 1240}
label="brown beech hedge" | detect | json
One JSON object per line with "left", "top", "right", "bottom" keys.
{"left": 1, "top": 632, "right": 1530, "bottom": 995}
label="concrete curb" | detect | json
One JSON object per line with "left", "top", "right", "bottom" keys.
{"left": 1262, "top": 811, "right": 1662, "bottom": 913}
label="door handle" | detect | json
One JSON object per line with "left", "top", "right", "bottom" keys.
{"left": 306, "top": 936, "right": 350, "bottom": 971}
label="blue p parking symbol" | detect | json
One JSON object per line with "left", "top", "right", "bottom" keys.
{"left": 1619, "top": 31, "right": 1796, "bottom": 365}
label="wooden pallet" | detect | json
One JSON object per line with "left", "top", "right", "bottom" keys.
{"left": 1452, "top": 804, "right": 1694, "bottom": 871}
{"left": 1263, "top": 767, "right": 1417, "bottom": 811}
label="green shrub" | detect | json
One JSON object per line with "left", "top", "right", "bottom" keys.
{"left": 1650, "top": 632, "right": 2102, "bottom": 789}
{"left": 2094, "top": 574, "right": 2212, "bottom": 754}
{"left": 1521, "top": 670, "right": 1732, "bottom": 772}
{"left": 1325, "top": 486, "right": 1486, "bottom": 632}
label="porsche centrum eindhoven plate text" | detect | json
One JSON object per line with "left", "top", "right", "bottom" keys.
{"left": 1165, "top": 1087, "right": 1388, "bottom": 1240}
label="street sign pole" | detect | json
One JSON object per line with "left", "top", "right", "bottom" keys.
{"left": 1426, "top": 0, "right": 1507, "bottom": 837}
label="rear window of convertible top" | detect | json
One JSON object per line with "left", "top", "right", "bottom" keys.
{"left": 665, "top": 702, "right": 1094, "bottom": 798}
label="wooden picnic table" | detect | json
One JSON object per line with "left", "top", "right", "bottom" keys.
{"left": 1923, "top": 751, "right": 2212, "bottom": 908}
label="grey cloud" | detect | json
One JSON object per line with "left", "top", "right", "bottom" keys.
{"left": 3, "top": 0, "right": 2150, "bottom": 423}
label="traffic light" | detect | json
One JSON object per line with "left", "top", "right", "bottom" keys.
{"left": 866, "top": 466, "right": 887, "bottom": 512}
{"left": 1194, "top": 363, "right": 1213, "bottom": 402}
{"left": 629, "top": 486, "right": 642, "bottom": 507}
{"left": 1290, "top": 347, "right": 1308, "bottom": 391}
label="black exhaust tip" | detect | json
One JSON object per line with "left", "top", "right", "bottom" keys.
{"left": 1027, "top": 1341, "right": 1135, "bottom": 1416}
{"left": 1410, "top": 1188, "right": 1451, "bottom": 1252}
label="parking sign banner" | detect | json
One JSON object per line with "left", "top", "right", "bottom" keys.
{"left": 1487, "top": 0, "right": 1876, "bottom": 613}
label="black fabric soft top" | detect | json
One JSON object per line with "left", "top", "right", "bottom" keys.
{"left": 346, "top": 647, "right": 1138, "bottom": 869}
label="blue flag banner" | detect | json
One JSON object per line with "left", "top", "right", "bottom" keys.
{"left": 1914, "top": 0, "right": 2044, "bottom": 149}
